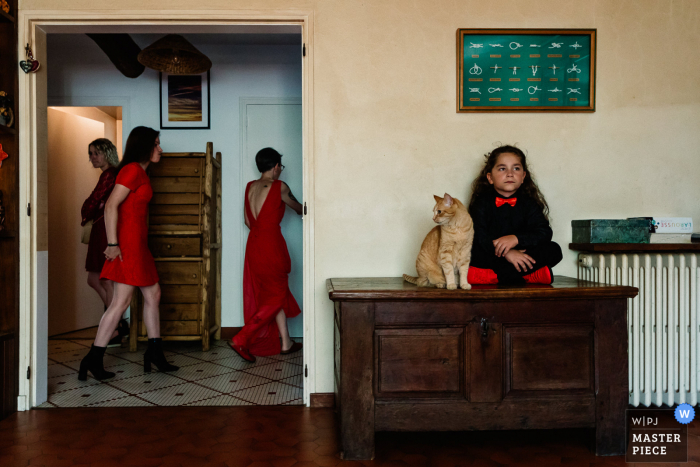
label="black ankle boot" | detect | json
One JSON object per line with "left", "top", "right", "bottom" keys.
{"left": 78, "top": 345, "right": 116, "bottom": 381}
{"left": 144, "top": 338, "right": 179, "bottom": 373}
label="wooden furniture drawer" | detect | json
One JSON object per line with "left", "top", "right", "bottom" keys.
{"left": 159, "top": 304, "right": 200, "bottom": 321}
{"left": 151, "top": 192, "right": 201, "bottom": 206}
{"left": 140, "top": 319, "right": 199, "bottom": 336}
{"left": 160, "top": 285, "right": 200, "bottom": 304}
{"left": 149, "top": 236, "right": 201, "bottom": 257}
{"left": 150, "top": 158, "right": 203, "bottom": 177}
{"left": 156, "top": 261, "right": 201, "bottom": 285}
{"left": 151, "top": 176, "right": 201, "bottom": 193}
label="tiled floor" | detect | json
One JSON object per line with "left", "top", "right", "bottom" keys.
{"left": 39, "top": 336, "right": 303, "bottom": 407}
{"left": 2, "top": 406, "right": 699, "bottom": 467}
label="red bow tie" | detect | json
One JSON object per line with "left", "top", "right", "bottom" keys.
{"left": 495, "top": 197, "right": 517, "bottom": 207}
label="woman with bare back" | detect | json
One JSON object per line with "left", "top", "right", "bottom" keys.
{"left": 229, "top": 147, "right": 303, "bottom": 362}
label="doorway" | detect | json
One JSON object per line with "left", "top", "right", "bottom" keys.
{"left": 19, "top": 16, "right": 315, "bottom": 410}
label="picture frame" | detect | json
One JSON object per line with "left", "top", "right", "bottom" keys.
{"left": 456, "top": 29, "right": 596, "bottom": 112}
{"left": 159, "top": 70, "right": 211, "bottom": 129}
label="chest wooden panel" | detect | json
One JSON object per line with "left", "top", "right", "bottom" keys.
{"left": 329, "top": 277, "right": 636, "bottom": 460}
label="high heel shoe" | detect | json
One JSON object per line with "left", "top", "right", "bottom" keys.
{"left": 78, "top": 345, "right": 115, "bottom": 381}
{"left": 143, "top": 338, "right": 179, "bottom": 373}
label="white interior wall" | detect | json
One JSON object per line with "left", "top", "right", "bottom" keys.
{"left": 25, "top": 0, "right": 700, "bottom": 397}
{"left": 47, "top": 34, "right": 302, "bottom": 329}
{"left": 47, "top": 108, "right": 107, "bottom": 336}
{"left": 54, "top": 107, "right": 118, "bottom": 147}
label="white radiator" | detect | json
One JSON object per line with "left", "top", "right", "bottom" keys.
{"left": 578, "top": 252, "right": 700, "bottom": 407}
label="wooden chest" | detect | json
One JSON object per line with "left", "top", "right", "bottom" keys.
{"left": 129, "top": 143, "right": 222, "bottom": 351}
{"left": 327, "top": 276, "right": 637, "bottom": 460}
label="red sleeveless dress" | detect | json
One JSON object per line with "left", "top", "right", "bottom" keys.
{"left": 232, "top": 180, "right": 301, "bottom": 356}
{"left": 100, "top": 163, "right": 159, "bottom": 287}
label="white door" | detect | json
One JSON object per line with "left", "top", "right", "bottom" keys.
{"left": 242, "top": 99, "right": 303, "bottom": 337}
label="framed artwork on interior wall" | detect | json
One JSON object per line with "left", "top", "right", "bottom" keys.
{"left": 456, "top": 29, "right": 596, "bottom": 112}
{"left": 160, "top": 70, "right": 211, "bottom": 129}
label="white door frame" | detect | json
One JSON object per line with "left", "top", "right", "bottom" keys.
{"left": 17, "top": 10, "right": 316, "bottom": 408}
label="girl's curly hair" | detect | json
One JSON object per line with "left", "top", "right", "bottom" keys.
{"left": 468, "top": 145, "right": 549, "bottom": 219}
{"left": 88, "top": 138, "right": 119, "bottom": 168}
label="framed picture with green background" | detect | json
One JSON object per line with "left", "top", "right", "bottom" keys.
{"left": 457, "top": 29, "right": 596, "bottom": 112}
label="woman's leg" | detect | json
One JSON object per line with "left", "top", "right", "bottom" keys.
{"left": 94, "top": 282, "right": 134, "bottom": 347}
{"left": 140, "top": 283, "right": 161, "bottom": 338}
{"left": 88, "top": 274, "right": 120, "bottom": 341}
{"left": 87, "top": 272, "right": 108, "bottom": 305}
{"left": 275, "top": 310, "right": 293, "bottom": 351}
{"left": 102, "top": 279, "right": 114, "bottom": 308}
{"left": 140, "top": 282, "right": 179, "bottom": 372}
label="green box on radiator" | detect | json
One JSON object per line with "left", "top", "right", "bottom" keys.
{"left": 571, "top": 219, "right": 652, "bottom": 243}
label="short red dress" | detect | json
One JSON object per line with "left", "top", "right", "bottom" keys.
{"left": 100, "top": 162, "right": 159, "bottom": 287}
{"left": 81, "top": 167, "right": 117, "bottom": 273}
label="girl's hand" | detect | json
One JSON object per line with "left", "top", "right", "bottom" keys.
{"left": 104, "top": 246, "right": 122, "bottom": 262}
{"left": 493, "top": 235, "right": 519, "bottom": 257}
{"left": 504, "top": 249, "right": 535, "bottom": 272}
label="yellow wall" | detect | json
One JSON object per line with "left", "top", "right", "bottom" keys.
{"left": 21, "top": 0, "right": 700, "bottom": 393}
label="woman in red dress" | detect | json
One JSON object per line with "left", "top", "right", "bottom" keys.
{"left": 230, "top": 148, "right": 303, "bottom": 362}
{"left": 78, "top": 127, "right": 178, "bottom": 381}
{"left": 81, "top": 138, "right": 127, "bottom": 347}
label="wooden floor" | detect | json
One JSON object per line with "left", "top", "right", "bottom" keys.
{"left": 0, "top": 406, "right": 699, "bottom": 466}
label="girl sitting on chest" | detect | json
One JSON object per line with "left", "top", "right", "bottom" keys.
{"left": 467, "top": 145, "right": 562, "bottom": 285}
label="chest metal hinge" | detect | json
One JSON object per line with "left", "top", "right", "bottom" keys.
{"left": 304, "top": 203, "right": 307, "bottom": 215}
{"left": 27, "top": 203, "right": 31, "bottom": 216}
{"left": 303, "top": 44, "right": 306, "bottom": 57}
{"left": 27, "top": 366, "right": 30, "bottom": 380}
{"left": 305, "top": 364, "right": 308, "bottom": 377}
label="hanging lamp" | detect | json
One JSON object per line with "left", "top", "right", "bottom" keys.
{"left": 137, "top": 34, "right": 212, "bottom": 75}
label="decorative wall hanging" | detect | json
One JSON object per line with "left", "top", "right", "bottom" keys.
{"left": 138, "top": 34, "right": 212, "bottom": 75}
{"left": 159, "top": 70, "right": 210, "bottom": 130}
{"left": 457, "top": 29, "right": 596, "bottom": 112}
{"left": 19, "top": 43, "right": 40, "bottom": 74}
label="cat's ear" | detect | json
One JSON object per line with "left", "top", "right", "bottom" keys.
{"left": 433, "top": 195, "right": 442, "bottom": 203}
{"left": 443, "top": 193, "right": 453, "bottom": 207}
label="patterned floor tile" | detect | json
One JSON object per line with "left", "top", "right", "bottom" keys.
{"left": 45, "top": 383, "right": 130, "bottom": 407}
{"left": 273, "top": 353, "right": 303, "bottom": 366}
{"left": 47, "top": 374, "right": 102, "bottom": 394}
{"left": 43, "top": 338, "right": 304, "bottom": 407}
{"left": 47, "top": 363, "right": 75, "bottom": 379}
{"left": 181, "top": 347, "right": 231, "bottom": 362}
{"left": 154, "top": 353, "right": 204, "bottom": 368}
{"left": 241, "top": 361, "right": 303, "bottom": 381}
{"left": 47, "top": 348, "right": 88, "bottom": 364}
{"left": 196, "top": 371, "right": 271, "bottom": 394}
{"left": 214, "top": 355, "right": 279, "bottom": 371}
{"left": 107, "top": 371, "right": 184, "bottom": 395}
{"left": 136, "top": 382, "right": 221, "bottom": 406}
{"left": 47, "top": 341, "right": 88, "bottom": 355}
{"left": 169, "top": 361, "right": 237, "bottom": 382}
{"left": 233, "top": 381, "right": 303, "bottom": 405}
{"left": 280, "top": 374, "right": 303, "bottom": 388}
{"left": 85, "top": 395, "right": 157, "bottom": 407}
{"left": 183, "top": 394, "right": 252, "bottom": 406}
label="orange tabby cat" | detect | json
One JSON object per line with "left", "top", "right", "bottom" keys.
{"left": 403, "top": 193, "right": 474, "bottom": 290}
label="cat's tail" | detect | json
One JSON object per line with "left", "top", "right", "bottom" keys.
{"left": 403, "top": 274, "right": 419, "bottom": 285}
